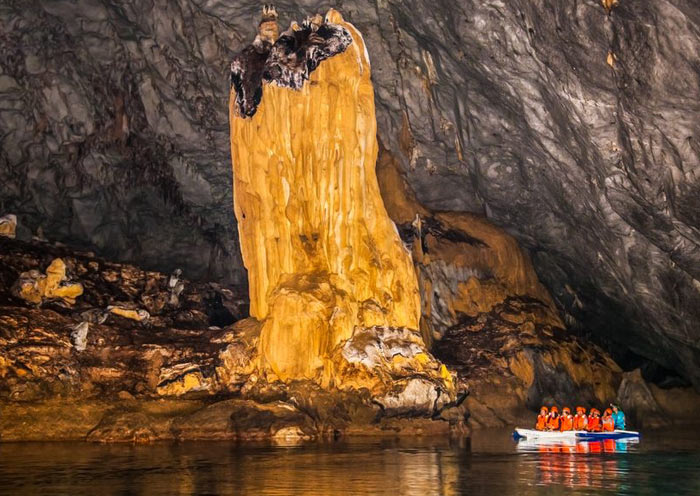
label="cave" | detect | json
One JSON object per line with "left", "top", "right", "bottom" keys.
{"left": 1, "top": 1, "right": 700, "bottom": 493}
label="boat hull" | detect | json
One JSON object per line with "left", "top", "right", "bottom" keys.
{"left": 575, "top": 430, "right": 640, "bottom": 440}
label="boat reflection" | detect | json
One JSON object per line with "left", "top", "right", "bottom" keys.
{"left": 515, "top": 437, "right": 638, "bottom": 490}
{"left": 516, "top": 437, "right": 638, "bottom": 453}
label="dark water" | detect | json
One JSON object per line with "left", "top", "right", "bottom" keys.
{"left": 1, "top": 428, "right": 700, "bottom": 495}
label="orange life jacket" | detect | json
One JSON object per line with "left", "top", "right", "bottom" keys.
{"left": 560, "top": 414, "right": 574, "bottom": 431}
{"left": 536, "top": 414, "right": 547, "bottom": 431}
{"left": 587, "top": 415, "right": 601, "bottom": 432}
{"left": 602, "top": 415, "right": 615, "bottom": 432}
{"left": 573, "top": 414, "right": 587, "bottom": 430}
{"left": 547, "top": 415, "right": 560, "bottom": 431}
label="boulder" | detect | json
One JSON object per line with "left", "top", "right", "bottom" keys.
{"left": 107, "top": 305, "right": 150, "bottom": 322}
{"left": 617, "top": 369, "right": 700, "bottom": 428}
{"left": 12, "top": 258, "right": 83, "bottom": 306}
{"left": 336, "top": 325, "right": 457, "bottom": 414}
{"left": 156, "top": 363, "right": 211, "bottom": 397}
{"left": 70, "top": 321, "right": 89, "bottom": 352}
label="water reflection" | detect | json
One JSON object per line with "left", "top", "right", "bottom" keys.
{"left": 513, "top": 438, "right": 638, "bottom": 491}
{"left": 1, "top": 430, "right": 700, "bottom": 495}
{"left": 515, "top": 437, "right": 638, "bottom": 453}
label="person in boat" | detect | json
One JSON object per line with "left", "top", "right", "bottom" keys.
{"left": 611, "top": 404, "right": 626, "bottom": 430}
{"left": 559, "top": 407, "right": 574, "bottom": 431}
{"left": 547, "top": 406, "right": 560, "bottom": 431}
{"left": 587, "top": 408, "right": 602, "bottom": 431}
{"left": 536, "top": 406, "right": 549, "bottom": 430}
{"left": 573, "top": 406, "right": 588, "bottom": 431}
{"left": 602, "top": 408, "right": 615, "bottom": 432}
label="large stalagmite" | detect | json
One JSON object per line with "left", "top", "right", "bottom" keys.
{"left": 229, "top": 9, "right": 444, "bottom": 394}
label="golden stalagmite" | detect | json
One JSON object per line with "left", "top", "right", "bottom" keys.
{"left": 229, "top": 10, "right": 421, "bottom": 382}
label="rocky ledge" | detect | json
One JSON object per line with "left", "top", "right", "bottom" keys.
{"left": 1, "top": 236, "right": 698, "bottom": 442}
{"left": 0, "top": 236, "right": 470, "bottom": 442}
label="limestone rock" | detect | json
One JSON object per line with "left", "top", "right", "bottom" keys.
{"left": 0, "top": 234, "right": 247, "bottom": 328}
{"left": 215, "top": 319, "right": 260, "bottom": 389}
{"left": 70, "top": 321, "right": 89, "bottom": 352}
{"left": 156, "top": 363, "right": 210, "bottom": 397}
{"left": 0, "top": 238, "right": 470, "bottom": 440}
{"left": 617, "top": 369, "right": 669, "bottom": 428}
{"left": 229, "top": 9, "right": 432, "bottom": 387}
{"left": 172, "top": 398, "right": 315, "bottom": 441}
{"left": 337, "top": 325, "right": 456, "bottom": 409}
{"left": 230, "top": 8, "right": 353, "bottom": 116}
{"left": 107, "top": 305, "right": 150, "bottom": 323}
{"left": 376, "top": 378, "right": 442, "bottom": 416}
{"left": 1, "top": 1, "right": 699, "bottom": 388}
{"left": 377, "top": 149, "right": 560, "bottom": 343}
{"left": 272, "top": 426, "right": 309, "bottom": 444}
{"left": 167, "top": 268, "right": 185, "bottom": 306}
{"left": 376, "top": 145, "right": 617, "bottom": 425}
{"left": 86, "top": 412, "right": 158, "bottom": 443}
{"left": 434, "top": 296, "right": 622, "bottom": 426}
{"left": 0, "top": 214, "right": 17, "bottom": 239}
{"left": 80, "top": 309, "right": 108, "bottom": 325}
{"left": 616, "top": 369, "right": 700, "bottom": 428}
{"left": 0, "top": 236, "right": 245, "bottom": 405}
{"left": 12, "top": 258, "right": 83, "bottom": 306}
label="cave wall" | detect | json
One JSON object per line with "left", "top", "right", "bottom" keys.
{"left": 0, "top": 0, "right": 246, "bottom": 284}
{"left": 1, "top": 0, "right": 699, "bottom": 387}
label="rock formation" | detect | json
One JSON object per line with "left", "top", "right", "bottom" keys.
{"left": 0, "top": 214, "right": 17, "bottom": 239}
{"left": 2, "top": 234, "right": 696, "bottom": 441}
{"left": 1, "top": 0, "right": 699, "bottom": 390}
{"left": 12, "top": 258, "right": 84, "bottom": 306}
{"left": 228, "top": 8, "right": 455, "bottom": 409}
{"left": 1, "top": 1, "right": 700, "bottom": 441}
{"left": 376, "top": 145, "right": 624, "bottom": 426}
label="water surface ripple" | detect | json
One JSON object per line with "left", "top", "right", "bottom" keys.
{"left": 1, "top": 427, "right": 699, "bottom": 495}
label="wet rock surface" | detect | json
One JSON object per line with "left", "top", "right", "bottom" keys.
{"left": 616, "top": 369, "right": 700, "bottom": 429}
{"left": 0, "top": 236, "right": 244, "bottom": 405}
{"left": 0, "top": 237, "right": 247, "bottom": 329}
{"left": 1, "top": 232, "right": 697, "bottom": 440}
{"left": 0, "top": 238, "right": 469, "bottom": 441}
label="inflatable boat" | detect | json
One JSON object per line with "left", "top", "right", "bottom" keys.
{"left": 513, "top": 428, "right": 640, "bottom": 441}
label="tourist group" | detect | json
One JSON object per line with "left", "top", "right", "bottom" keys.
{"left": 536, "top": 404, "right": 626, "bottom": 431}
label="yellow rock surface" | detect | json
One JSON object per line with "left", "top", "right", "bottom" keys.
{"left": 453, "top": 277, "right": 509, "bottom": 318}
{"left": 376, "top": 147, "right": 563, "bottom": 338}
{"left": 108, "top": 306, "right": 149, "bottom": 322}
{"left": 14, "top": 258, "right": 83, "bottom": 306}
{"left": 601, "top": 0, "right": 619, "bottom": 14}
{"left": 229, "top": 10, "right": 421, "bottom": 381}
{"left": 0, "top": 214, "right": 17, "bottom": 239}
{"left": 156, "top": 364, "right": 210, "bottom": 397}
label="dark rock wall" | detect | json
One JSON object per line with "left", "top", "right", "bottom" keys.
{"left": 0, "top": 0, "right": 246, "bottom": 284}
{"left": 1, "top": 1, "right": 699, "bottom": 387}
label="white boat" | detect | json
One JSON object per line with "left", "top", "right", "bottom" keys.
{"left": 513, "top": 428, "right": 640, "bottom": 441}
{"left": 513, "top": 428, "right": 578, "bottom": 441}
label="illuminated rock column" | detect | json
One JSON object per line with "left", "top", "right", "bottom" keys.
{"left": 229, "top": 10, "right": 421, "bottom": 382}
